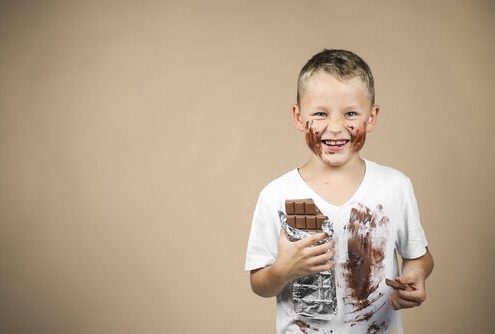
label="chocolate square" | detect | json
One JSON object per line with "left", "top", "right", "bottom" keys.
{"left": 294, "top": 201, "right": 305, "bottom": 215}
{"left": 296, "top": 215, "right": 306, "bottom": 229}
{"left": 306, "top": 216, "right": 317, "bottom": 229}
{"left": 304, "top": 201, "right": 317, "bottom": 215}
{"left": 287, "top": 216, "right": 296, "bottom": 228}
{"left": 285, "top": 201, "right": 295, "bottom": 215}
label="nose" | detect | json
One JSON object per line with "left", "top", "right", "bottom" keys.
{"left": 325, "top": 115, "right": 345, "bottom": 135}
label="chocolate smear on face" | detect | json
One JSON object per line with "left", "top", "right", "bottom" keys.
{"left": 343, "top": 204, "right": 387, "bottom": 313}
{"left": 346, "top": 121, "right": 367, "bottom": 152}
{"left": 305, "top": 121, "right": 322, "bottom": 156}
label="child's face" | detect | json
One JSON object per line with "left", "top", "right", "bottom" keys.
{"left": 293, "top": 72, "right": 379, "bottom": 168}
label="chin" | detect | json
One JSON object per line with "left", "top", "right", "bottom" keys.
{"left": 320, "top": 157, "right": 348, "bottom": 167}
{"left": 319, "top": 152, "right": 356, "bottom": 168}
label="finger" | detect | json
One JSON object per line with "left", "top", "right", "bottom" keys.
{"left": 396, "top": 273, "right": 425, "bottom": 290}
{"left": 301, "top": 232, "right": 328, "bottom": 247}
{"left": 308, "top": 251, "right": 334, "bottom": 266}
{"left": 307, "top": 240, "right": 334, "bottom": 256}
{"left": 389, "top": 296, "right": 399, "bottom": 310}
{"left": 397, "top": 289, "right": 426, "bottom": 303}
{"left": 394, "top": 297, "right": 421, "bottom": 309}
{"left": 310, "top": 261, "right": 335, "bottom": 273}
{"left": 279, "top": 229, "right": 289, "bottom": 242}
{"left": 398, "top": 272, "right": 424, "bottom": 285}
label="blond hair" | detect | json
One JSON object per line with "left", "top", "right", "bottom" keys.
{"left": 297, "top": 49, "right": 375, "bottom": 106}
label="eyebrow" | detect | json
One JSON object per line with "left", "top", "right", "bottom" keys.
{"left": 313, "top": 105, "right": 329, "bottom": 111}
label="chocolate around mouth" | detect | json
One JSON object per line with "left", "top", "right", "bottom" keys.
{"left": 305, "top": 120, "right": 366, "bottom": 155}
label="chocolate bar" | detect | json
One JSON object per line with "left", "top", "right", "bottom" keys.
{"left": 385, "top": 278, "right": 407, "bottom": 290}
{"left": 285, "top": 199, "right": 327, "bottom": 230}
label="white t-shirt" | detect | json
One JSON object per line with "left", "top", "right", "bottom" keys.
{"left": 245, "top": 160, "right": 428, "bottom": 334}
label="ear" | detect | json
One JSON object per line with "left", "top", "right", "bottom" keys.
{"left": 292, "top": 104, "right": 305, "bottom": 132}
{"left": 365, "top": 104, "right": 380, "bottom": 132}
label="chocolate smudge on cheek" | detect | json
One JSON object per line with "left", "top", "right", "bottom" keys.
{"left": 305, "top": 120, "right": 322, "bottom": 156}
{"left": 346, "top": 121, "right": 367, "bottom": 152}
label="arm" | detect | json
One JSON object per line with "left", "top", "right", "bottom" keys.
{"left": 250, "top": 230, "right": 335, "bottom": 298}
{"left": 389, "top": 248, "right": 434, "bottom": 310}
{"left": 403, "top": 247, "right": 434, "bottom": 280}
{"left": 250, "top": 265, "right": 287, "bottom": 298}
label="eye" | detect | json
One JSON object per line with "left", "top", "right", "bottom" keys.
{"left": 312, "top": 112, "right": 327, "bottom": 118}
{"left": 345, "top": 111, "right": 358, "bottom": 118}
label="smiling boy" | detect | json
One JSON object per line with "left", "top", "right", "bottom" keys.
{"left": 245, "top": 49, "right": 434, "bottom": 333}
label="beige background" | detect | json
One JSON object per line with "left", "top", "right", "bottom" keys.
{"left": 1, "top": 1, "right": 494, "bottom": 333}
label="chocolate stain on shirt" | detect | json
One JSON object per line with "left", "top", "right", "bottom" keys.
{"left": 294, "top": 320, "right": 310, "bottom": 333}
{"left": 294, "top": 319, "right": 326, "bottom": 334}
{"left": 343, "top": 204, "right": 387, "bottom": 314}
{"left": 367, "top": 320, "right": 388, "bottom": 334}
{"left": 352, "top": 299, "right": 387, "bottom": 324}
{"left": 294, "top": 319, "right": 320, "bottom": 333}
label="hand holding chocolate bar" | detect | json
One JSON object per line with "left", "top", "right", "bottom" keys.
{"left": 275, "top": 229, "right": 335, "bottom": 281}
{"left": 278, "top": 199, "right": 338, "bottom": 320}
{"left": 388, "top": 270, "right": 427, "bottom": 310}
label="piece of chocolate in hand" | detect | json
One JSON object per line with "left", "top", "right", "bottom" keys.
{"left": 385, "top": 278, "right": 407, "bottom": 290}
{"left": 285, "top": 199, "right": 327, "bottom": 230}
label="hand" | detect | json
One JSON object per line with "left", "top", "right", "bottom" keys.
{"left": 271, "top": 229, "right": 335, "bottom": 282}
{"left": 389, "top": 269, "right": 427, "bottom": 310}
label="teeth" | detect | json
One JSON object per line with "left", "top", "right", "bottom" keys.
{"left": 323, "top": 139, "right": 348, "bottom": 146}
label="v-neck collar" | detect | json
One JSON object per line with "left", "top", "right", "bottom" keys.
{"left": 294, "top": 159, "right": 372, "bottom": 211}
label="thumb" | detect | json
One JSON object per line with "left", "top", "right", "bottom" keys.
{"left": 279, "top": 228, "right": 289, "bottom": 243}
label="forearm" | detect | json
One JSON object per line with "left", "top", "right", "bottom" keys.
{"left": 250, "top": 263, "right": 289, "bottom": 298}
{"left": 402, "top": 248, "right": 434, "bottom": 279}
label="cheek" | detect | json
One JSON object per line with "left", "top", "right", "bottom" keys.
{"left": 346, "top": 121, "right": 367, "bottom": 152}
{"left": 305, "top": 121, "right": 322, "bottom": 156}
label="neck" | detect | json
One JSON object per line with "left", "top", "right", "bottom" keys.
{"left": 300, "top": 155, "right": 365, "bottom": 180}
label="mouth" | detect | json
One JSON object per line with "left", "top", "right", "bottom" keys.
{"left": 320, "top": 139, "right": 350, "bottom": 153}
{"left": 321, "top": 139, "right": 350, "bottom": 146}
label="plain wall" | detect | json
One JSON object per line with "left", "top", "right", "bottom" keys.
{"left": 1, "top": 1, "right": 494, "bottom": 333}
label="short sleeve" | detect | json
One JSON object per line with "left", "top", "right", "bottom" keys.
{"left": 244, "top": 190, "right": 281, "bottom": 271}
{"left": 396, "top": 178, "right": 428, "bottom": 259}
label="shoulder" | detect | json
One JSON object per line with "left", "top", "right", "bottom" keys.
{"left": 366, "top": 160, "right": 414, "bottom": 189}
{"left": 259, "top": 169, "right": 299, "bottom": 198}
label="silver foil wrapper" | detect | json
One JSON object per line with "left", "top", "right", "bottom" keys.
{"left": 278, "top": 210, "right": 337, "bottom": 320}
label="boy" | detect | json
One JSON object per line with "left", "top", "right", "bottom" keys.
{"left": 245, "top": 49, "right": 434, "bottom": 333}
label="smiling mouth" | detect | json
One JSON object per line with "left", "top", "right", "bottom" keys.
{"left": 321, "top": 139, "right": 350, "bottom": 147}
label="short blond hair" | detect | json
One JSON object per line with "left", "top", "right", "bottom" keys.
{"left": 297, "top": 49, "right": 375, "bottom": 106}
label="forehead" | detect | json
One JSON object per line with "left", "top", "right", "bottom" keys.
{"left": 301, "top": 72, "right": 370, "bottom": 107}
